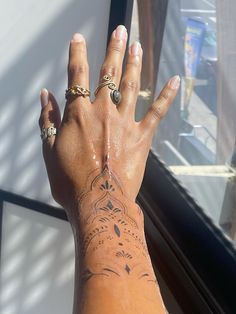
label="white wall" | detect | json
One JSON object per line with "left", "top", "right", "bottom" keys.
{"left": 0, "top": 1, "right": 111, "bottom": 313}
{"left": 0, "top": 0, "right": 111, "bottom": 207}
{"left": 0, "top": 202, "right": 75, "bottom": 314}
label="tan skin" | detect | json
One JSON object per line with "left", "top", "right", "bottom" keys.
{"left": 39, "top": 25, "right": 179, "bottom": 314}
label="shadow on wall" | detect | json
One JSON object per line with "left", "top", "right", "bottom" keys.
{"left": 0, "top": 0, "right": 110, "bottom": 206}
{"left": 0, "top": 202, "right": 75, "bottom": 314}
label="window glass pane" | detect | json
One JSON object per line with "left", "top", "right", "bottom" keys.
{"left": 131, "top": 0, "right": 236, "bottom": 243}
{"left": 0, "top": 202, "right": 74, "bottom": 314}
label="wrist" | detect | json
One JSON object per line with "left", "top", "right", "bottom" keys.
{"left": 67, "top": 164, "right": 143, "bottom": 227}
{"left": 72, "top": 189, "right": 145, "bottom": 244}
{"left": 74, "top": 194, "right": 148, "bottom": 275}
{"left": 66, "top": 164, "right": 146, "bottom": 258}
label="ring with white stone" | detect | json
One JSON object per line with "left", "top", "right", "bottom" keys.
{"left": 40, "top": 126, "right": 57, "bottom": 141}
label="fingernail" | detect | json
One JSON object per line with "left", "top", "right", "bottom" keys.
{"left": 130, "top": 41, "right": 141, "bottom": 56}
{"left": 115, "top": 25, "right": 127, "bottom": 40}
{"left": 169, "top": 75, "right": 180, "bottom": 90}
{"left": 40, "top": 88, "right": 48, "bottom": 108}
{"left": 71, "top": 33, "right": 84, "bottom": 43}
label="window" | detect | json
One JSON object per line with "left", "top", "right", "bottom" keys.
{"left": 131, "top": 0, "right": 236, "bottom": 243}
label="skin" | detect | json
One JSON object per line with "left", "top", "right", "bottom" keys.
{"left": 39, "top": 25, "right": 179, "bottom": 314}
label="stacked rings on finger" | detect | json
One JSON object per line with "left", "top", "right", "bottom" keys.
{"left": 65, "top": 85, "right": 90, "bottom": 100}
{"left": 94, "top": 74, "right": 122, "bottom": 105}
{"left": 41, "top": 126, "right": 57, "bottom": 141}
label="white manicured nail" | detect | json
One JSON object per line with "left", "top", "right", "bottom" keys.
{"left": 131, "top": 41, "right": 141, "bottom": 56}
{"left": 169, "top": 75, "right": 180, "bottom": 90}
{"left": 40, "top": 88, "right": 49, "bottom": 108}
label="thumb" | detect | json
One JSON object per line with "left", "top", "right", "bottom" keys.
{"left": 39, "top": 88, "right": 61, "bottom": 151}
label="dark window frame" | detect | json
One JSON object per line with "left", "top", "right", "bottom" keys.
{"left": 110, "top": 1, "right": 236, "bottom": 312}
{"left": 139, "top": 151, "right": 236, "bottom": 313}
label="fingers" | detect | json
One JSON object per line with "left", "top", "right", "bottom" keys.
{"left": 67, "top": 33, "right": 89, "bottom": 94}
{"left": 96, "top": 25, "right": 128, "bottom": 101}
{"left": 141, "top": 75, "right": 180, "bottom": 133}
{"left": 118, "top": 42, "right": 142, "bottom": 116}
{"left": 39, "top": 88, "right": 61, "bottom": 150}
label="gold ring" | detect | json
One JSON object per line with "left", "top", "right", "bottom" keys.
{"left": 65, "top": 85, "right": 90, "bottom": 100}
{"left": 94, "top": 75, "right": 121, "bottom": 105}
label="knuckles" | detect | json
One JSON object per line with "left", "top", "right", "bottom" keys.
{"left": 108, "top": 44, "right": 123, "bottom": 54}
{"left": 121, "top": 79, "right": 139, "bottom": 93}
{"left": 64, "top": 102, "right": 86, "bottom": 125}
{"left": 158, "top": 92, "right": 169, "bottom": 101}
{"left": 100, "top": 64, "right": 118, "bottom": 78}
{"left": 68, "top": 63, "right": 88, "bottom": 78}
{"left": 126, "top": 59, "right": 140, "bottom": 68}
{"left": 148, "top": 89, "right": 172, "bottom": 121}
{"left": 158, "top": 87, "right": 172, "bottom": 101}
{"left": 148, "top": 106, "right": 163, "bottom": 120}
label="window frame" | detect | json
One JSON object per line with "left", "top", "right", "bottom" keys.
{"left": 139, "top": 150, "right": 236, "bottom": 313}
{"left": 124, "top": 0, "right": 236, "bottom": 312}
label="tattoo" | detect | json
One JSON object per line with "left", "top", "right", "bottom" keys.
{"left": 139, "top": 273, "right": 149, "bottom": 279}
{"left": 116, "top": 250, "right": 132, "bottom": 259}
{"left": 77, "top": 163, "right": 156, "bottom": 285}
{"left": 114, "top": 224, "right": 121, "bottom": 237}
{"left": 81, "top": 268, "right": 109, "bottom": 283}
{"left": 125, "top": 264, "right": 131, "bottom": 274}
{"left": 100, "top": 180, "right": 115, "bottom": 191}
{"left": 103, "top": 268, "right": 120, "bottom": 277}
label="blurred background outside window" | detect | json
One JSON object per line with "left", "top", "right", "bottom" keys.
{"left": 131, "top": 0, "right": 236, "bottom": 243}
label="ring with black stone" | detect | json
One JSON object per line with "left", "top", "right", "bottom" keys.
{"left": 110, "top": 89, "right": 122, "bottom": 105}
{"left": 94, "top": 74, "right": 122, "bottom": 105}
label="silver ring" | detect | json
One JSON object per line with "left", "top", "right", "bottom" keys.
{"left": 40, "top": 127, "right": 57, "bottom": 141}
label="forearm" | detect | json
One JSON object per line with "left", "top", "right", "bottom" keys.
{"left": 39, "top": 24, "right": 179, "bottom": 314}
{"left": 70, "top": 167, "right": 166, "bottom": 314}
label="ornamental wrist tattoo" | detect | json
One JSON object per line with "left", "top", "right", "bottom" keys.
{"left": 73, "top": 161, "right": 157, "bottom": 287}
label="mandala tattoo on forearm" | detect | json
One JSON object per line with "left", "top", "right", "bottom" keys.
{"left": 77, "top": 162, "right": 157, "bottom": 285}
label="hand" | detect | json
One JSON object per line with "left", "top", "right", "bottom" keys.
{"left": 39, "top": 25, "right": 180, "bottom": 211}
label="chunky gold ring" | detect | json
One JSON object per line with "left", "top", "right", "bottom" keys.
{"left": 94, "top": 74, "right": 122, "bottom": 105}
{"left": 40, "top": 126, "right": 57, "bottom": 141}
{"left": 65, "top": 85, "right": 90, "bottom": 100}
